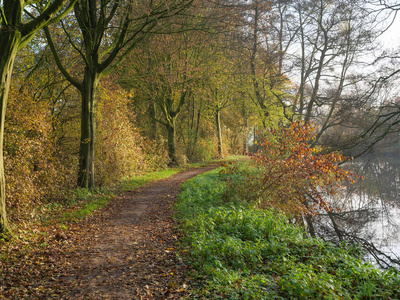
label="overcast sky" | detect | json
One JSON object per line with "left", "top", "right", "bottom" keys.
{"left": 379, "top": 10, "right": 400, "bottom": 49}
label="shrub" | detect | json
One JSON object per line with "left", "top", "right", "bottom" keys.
{"left": 250, "top": 121, "right": 358, "bottom": 216}
{"left": 96, "top": 81, "right": 169, "bottom": 185}
{"left": 188, "top": 138, "right": 217, "bottom": 162}
{"left": 141, "top": 137, "right": 170, "bottom": 171}
{"left": 5, "top": 78, "right": 73, "bottom": 223}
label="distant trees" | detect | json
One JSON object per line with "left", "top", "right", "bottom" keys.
{"left": 122, "top": 30, "right": 206, "bottom": 164}
{"left": 339, "top": 0, "right": 400, "bottom": 157}
{"left": 120, "top": 0, "right": 389, "bottom": 160}
{"left": 120, "top": 1, "right": 229, "bottom": 164}
{"left": 217, "top": 0, "right": 288, "bottom": 130}
{"left": 219, "top": 0, "right": 389, "bottom": 151}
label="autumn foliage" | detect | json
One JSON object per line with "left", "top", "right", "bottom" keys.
{"left": 96, "top": 81, "right": 169, "bottom": 186}
{"left": 250, "top": 122, "right": 357, "bottom": 216}
{"left": 5, "top": 78, "right": 73, "bottom": 222}
{"left": 3, "top": 74, "right": 169, "bottom": 225}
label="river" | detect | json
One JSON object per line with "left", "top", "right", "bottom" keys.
{"left": 313, "top": 153, "right": 400, "bottom": 269}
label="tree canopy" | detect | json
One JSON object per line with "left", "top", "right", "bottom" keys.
{"left": 0, "top": 0, "right": 399, "bottom": 243}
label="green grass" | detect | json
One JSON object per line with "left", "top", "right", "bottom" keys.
{"left": 37, "top": 187, "right": 116, "bottom": 228}
{"left": 61, "top": 188, "right": 113, "bottom": 221}
{"left": 120, "top": 168, "right": 182, "bottom": 191}
{"left": 175, "top": 166, "right": 400, "bottom": 299}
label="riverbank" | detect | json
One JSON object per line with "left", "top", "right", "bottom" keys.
{"left": 175, "top": 165, "right": 400, "bottom": 299}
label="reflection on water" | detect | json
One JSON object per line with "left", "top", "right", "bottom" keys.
{"left": 313, "top": 153, "right": 400, "bottom": 268}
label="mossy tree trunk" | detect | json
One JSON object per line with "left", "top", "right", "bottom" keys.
{"left": 157, "top": 88, "right": 189, "bottom": 165}
{"left": 149, "top": 102, "right": 158, "bottom": 140}
{"left": 46, "top": 0, "right": 128, "bottom": 189}
{"left": 0, "top": 37, "right": 19, "bottom": 234}
{"left": 209, "top": 87, "right": 227, "bottom": 159}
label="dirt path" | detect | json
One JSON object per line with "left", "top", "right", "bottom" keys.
{"left": 45, "top": 165, "right": 218, "bottom": 299}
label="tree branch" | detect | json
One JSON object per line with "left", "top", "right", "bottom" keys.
{"left": 21, "top": 0, "right": 76, "bottom": 37}
{"left": 44, "top": 26, "right": 82, "bottom": 90}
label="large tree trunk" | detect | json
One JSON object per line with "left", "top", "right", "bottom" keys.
{"left": 78, "top": 70, "right": 99, "bottom": 188}
{"left": 0, "top": 34, "right": 20, "bottom": 234}
{"left": 166, "top": 119, "right": 177, "bottom": 166}
{"left": 149, "top": 101, "right": 158, "bottom": 140}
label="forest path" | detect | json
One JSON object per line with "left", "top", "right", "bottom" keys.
{"left": 51, "top": 164, "right": 219, "bottom": 299}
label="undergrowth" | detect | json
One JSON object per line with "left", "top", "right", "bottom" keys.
{"left": 175, "top": 164, "right": 400, "bottom": 299}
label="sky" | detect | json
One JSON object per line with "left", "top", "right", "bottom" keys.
{"left": 379, "top": 8, "right": 400, "bottom": 49}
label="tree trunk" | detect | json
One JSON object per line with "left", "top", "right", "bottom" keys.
{"left": 241, "top": 96, "right": 248, "bottom": 152}
{"left": 149, "top": 101, "right": 158, "bottom": 140}
{"left": 78, "top": 70, "right": 99, "bottom": 188}
{"left": 192, "top": 99, "right": 202, "bottom": 157}
{"left": 0, "top": 34, "right": 20, "bottom": 234}
{"left": 305, "top": 213, "right": 316, "bottom": 237}
{"left": 304, "top": 15, "right": 328, "bottom": 125}
{"left": 249, "top": 4, "right": 269, "bottom": 128}
{"left": 327, "top": 211, "right": 343, "bottom": 242}
{"left": 166, "top": 118, "right": 177, "bottom": 166}
{"left": 0, "top": 0, "right": 75, "bottom": 234}
{"left": 216, "top": 108, "right": 223, "bottom": 158}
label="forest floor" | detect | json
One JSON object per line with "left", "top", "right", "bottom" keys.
{"left": 1, "top": 164, "right": 220, "bottom": 299}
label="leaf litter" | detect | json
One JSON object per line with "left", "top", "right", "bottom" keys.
{"left": 0, "top": 165, "right": 218, "bottom": 299}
